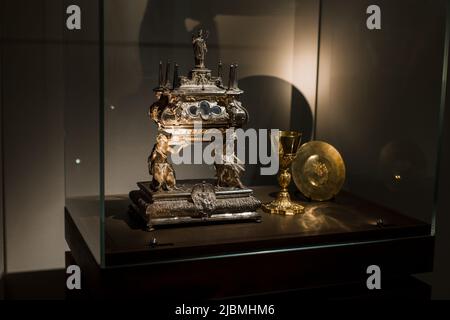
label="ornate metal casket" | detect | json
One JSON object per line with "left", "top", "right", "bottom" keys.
{"left": 129, "top": 30, "right": 261, "bottom": 230}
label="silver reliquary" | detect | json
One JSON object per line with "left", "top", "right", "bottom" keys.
{"left": 129, "top": 30, "right": 261, "bottom": 230}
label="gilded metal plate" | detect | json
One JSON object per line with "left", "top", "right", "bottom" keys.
{"left": 292, "top": 141, "right": 346, "bottom": 201}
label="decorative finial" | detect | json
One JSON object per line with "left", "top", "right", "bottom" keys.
{"left": 164, "top": 61, "right": 171, "bottom": 88}
{"left": 192, "top": 29, "right": 209, "bottom": 69}
{"left": 173, "top": 63, "right": 179, "bottom": 89}
{"left": 233, "top": 64, "right": 239, "bottom": 89}
{"left": 228, "top": 64, "right": 235, "bottom": 89}
{"left": 158, "top": 61, "right": 164, "bottom": 87}
{"left": 218, "top": 61, "right": 223, "bottom": 78}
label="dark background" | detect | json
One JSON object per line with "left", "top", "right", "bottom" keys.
{"left": 1, "top": 0, "right": 449, "bottom": 299}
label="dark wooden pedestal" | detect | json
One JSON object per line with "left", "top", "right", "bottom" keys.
{"left": 65, "top": 186, "right": 434, "bottom": 299}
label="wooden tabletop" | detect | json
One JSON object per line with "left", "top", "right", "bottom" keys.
{"left": 98, "top": 185, "right": 430, "bottom": 266}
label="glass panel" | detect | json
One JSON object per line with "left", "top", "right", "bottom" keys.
{"left": 0, "top": 5, "right": 5, "bottom": 293}
{"left": 101, "top": 0, "right": 442, "bottom": 267}
{"left": 64, "top": 0, "right": 102, "bottom": 265}
{"left": 316, "top": 0, "right": 446, "bottom": 226}
{"left": 103, "top": 0, "right": 320, "bottom": 266}
{"left": 0, "top": 39, "right": 4, "bottom": 293}
{"left": 103, "top": 0, "right": 318, "bottom": 191}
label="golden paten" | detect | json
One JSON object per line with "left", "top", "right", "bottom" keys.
{"left": 262, "top": 131, "right": 305, "bottom": 215}
{"left": 292, "top": 141, "right": 346, "bottom": 202}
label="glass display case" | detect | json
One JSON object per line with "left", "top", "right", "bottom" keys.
{"left": 0, "top": 31, "right": 4, "bottom": 296}
{"left": 0, "top": 170, "right": 3, "bottom": 297}
{"left": 64, "top": 0, "right": 446, "bottom": 290}
{"left": 0, "top": 168, "right": 3, "bottom": 298}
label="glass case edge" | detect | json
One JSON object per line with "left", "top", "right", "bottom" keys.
{"left": 432, "top": 0, "right": 450, "bottom": 236}
{"left": 99, "top": 0, "right": 106, "bottom": 268}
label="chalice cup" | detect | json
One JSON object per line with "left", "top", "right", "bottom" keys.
{"left": 262, "top": 131, "right": 305, "bottom": 215}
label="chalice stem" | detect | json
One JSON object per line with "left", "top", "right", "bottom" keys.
{"left": 278, "top": 168, "right": 291, "bottom": 192}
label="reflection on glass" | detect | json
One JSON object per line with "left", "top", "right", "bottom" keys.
{"left": 104, "top": 0, "right": 318, "bottom": 194}
{"left": 316, "top": 0, "right": 445, "bottom": 224}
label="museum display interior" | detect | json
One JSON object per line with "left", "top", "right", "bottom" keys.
{"left": 63, "top": 0, "right": 447, "bottom": 297}
{"left": 0, "top": 54, "right": 4, "bottom": 299}
{"left": 0, "top": 190, "right": 3, "bottom": 299}
{"left": 0, "top": 175, "right": 3, "bottom": 300}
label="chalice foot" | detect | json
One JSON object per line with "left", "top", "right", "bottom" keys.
{"left": 262, "top": 191, "right": 304, "bottom": 215}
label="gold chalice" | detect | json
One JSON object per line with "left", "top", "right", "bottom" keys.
{"left": 262, "top": 131, "right": 305, "bottom": 215}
